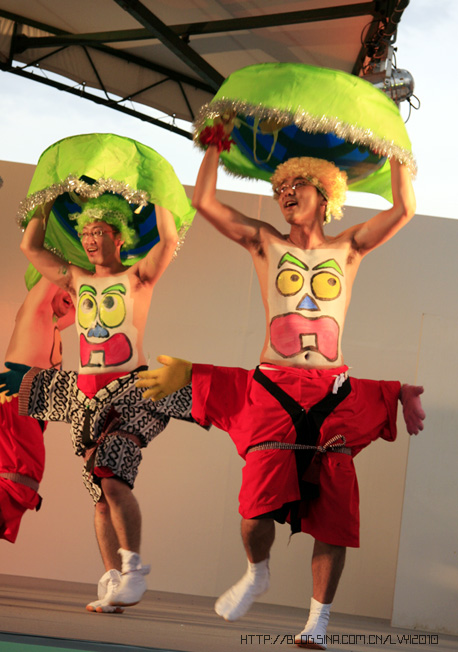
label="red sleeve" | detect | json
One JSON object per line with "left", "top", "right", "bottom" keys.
{"left": 191, "top": 364, "right": 250, "bottom": 433}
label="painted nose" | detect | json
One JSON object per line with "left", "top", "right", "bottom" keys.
{"left": 88, "top": 323, "right": 109, "bottom": 338}
{"left": 297, "top": 294, "right": 319, "bottom": 311}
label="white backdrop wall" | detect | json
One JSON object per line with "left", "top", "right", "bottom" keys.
{"left": 0, "top": 159, "right": 456, "bottom": 634}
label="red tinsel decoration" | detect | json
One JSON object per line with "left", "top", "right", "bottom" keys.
{"left": 199, "top": 123, "right": 234, "bottom": 153}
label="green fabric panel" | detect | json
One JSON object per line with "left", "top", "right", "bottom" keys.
{"left": 22, "top": 133, "right": 195, "bottom": 288}
{"left": 213, "top": 63, "right": 412, "bottom": 152}
{"left": 197, "top": 63, "right": 415, "bottom": 203}
{"left": 27, "top": 133, "right": 194, "bottom": 229}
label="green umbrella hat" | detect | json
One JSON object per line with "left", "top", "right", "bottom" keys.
{"left": 18, "top": 133, "right": 195, "bottom": 288}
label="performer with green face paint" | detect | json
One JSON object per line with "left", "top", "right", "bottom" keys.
{"left": 137, "top": 141, "right": 425, "bottom": 649}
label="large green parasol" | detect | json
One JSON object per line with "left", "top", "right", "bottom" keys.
{"left": 18, "top": 133, "right": 195, "bottom": 289}
{"left": 194, "top": 63, "right": 416, "bottom": 203}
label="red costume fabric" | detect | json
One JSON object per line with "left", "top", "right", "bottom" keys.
{"left": 77, "top": 371, "right": 127, "bottom": 399}
{"left": 191, "top": 364, "right": 400, "bottom": 547}
{"left": 0, "top": 397, "right": 45, "bottom": 543}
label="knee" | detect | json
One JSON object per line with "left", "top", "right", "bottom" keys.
{"left": 242, "top": 518, "right": 275, "bottom": 542}
{"left": 101, "top": 477, "right": 132, "bottom": 504}
{"left": 313, "top": 539, "right": 347, "bottom": 561}
{"left": 95, "top": 495, "right": 110, "bottom": 516}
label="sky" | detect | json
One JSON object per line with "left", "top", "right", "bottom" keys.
{"left": 0, "top": 0, "right": 456, "bottom": 220}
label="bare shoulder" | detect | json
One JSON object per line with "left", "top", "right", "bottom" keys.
{"left": 249, "top": 221, "right": 284, "bottom": 258}
{"left": 70, "top": 264, "right": 93, "bottom": 286}
{"left": 323, "top": 225, "right": 365, "bottom": 262}
{"left": 118, "top": 262, "right": 156, "bottom": 294}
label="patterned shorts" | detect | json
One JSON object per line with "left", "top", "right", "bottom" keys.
{"left": 82, "top": 384, "right": 194, "bottom": 503}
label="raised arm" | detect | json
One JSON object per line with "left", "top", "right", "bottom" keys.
{"left": 192, "top": 145, "right": 264, "bottom": 248}
{"left": 135, "top": 205, "right": 179, "bottom": 286}
{"left": 20, "top": 201, "right": 75, "bottom": 293}
{"left": 14, "top": 276, "right": 73, "bottom": 329}
{"left": 351, "top": 158, "right": 416, "bottom": 255}
{"left": 19, "top": 276, "right": 60, "bottom": 313}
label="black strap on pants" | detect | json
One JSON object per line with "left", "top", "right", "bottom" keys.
{"left": 253, "top": 366, "right": 351, "bottom": 534}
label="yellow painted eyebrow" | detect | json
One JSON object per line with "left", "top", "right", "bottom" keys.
{"left": 313, "top": 259, "right": 343, "bottom": 276}
{"left": 278, "top": 252, "right": 309, "bottom": 270}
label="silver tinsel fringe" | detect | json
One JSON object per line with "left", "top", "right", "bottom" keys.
{"left": 193, "top": 99, "right": 417, "bottom": 177}
{"left": 17, "top": 175, "right": 150, "bottom": 227}
{"left": 17, "top": 173, "right": 190, "bottom": 262}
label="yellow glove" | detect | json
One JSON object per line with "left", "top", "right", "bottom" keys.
{"left": 136, "top": 355, "right": 192, "bottom": 401}
{"left": 0, "top": 389, "right": 15, "bottom": 404}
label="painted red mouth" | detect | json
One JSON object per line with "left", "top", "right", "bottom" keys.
{"left": 270, "top": 313, "right": 339, "bottom": 361}
{"left": 80, "top": 333, "right": 132, "bottom": 367}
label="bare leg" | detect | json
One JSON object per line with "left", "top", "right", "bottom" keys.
{"left": 94, "top": 496, "right": 122, "bottom": 571}
{"left": 242, "top": 517, "right": 275, "bottom": 562}
{"left": 98, "top": 478, "right": 150, "bottom": 608}
{"left": 215, "top": 518, "right": 274, "bottom": 621}
{"left": 100, "top": 477, "right": 141, "bottom": 552}
{"left": 311, "top": 539, "right": 346, "bottom": 604}
{"left": 86, "top": 494, "right": 125, "bottom": 614}
{"left": 296, "top": 540, "right": 346, "bottom": 650}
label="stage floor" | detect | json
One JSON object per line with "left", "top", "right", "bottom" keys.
{"left": 0, "top": 574, "right": 456, "bottom": 652}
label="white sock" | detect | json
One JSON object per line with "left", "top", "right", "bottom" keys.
{"left": 86, "top": 569, "right": 124, "bottom": 614}
{"left": 214, "top": 558, "right": 270, "bottom": 622}
{"left": 295, "top": 597, "right": 332, "bottom": 650}
{"left": 118, "top": 548, "right": 142, "bottom": 573}
{"left": 109, "top": 549, "right": 150, "bottom": 607}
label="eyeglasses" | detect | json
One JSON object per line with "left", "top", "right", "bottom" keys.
{"left": 79, "top": 228, "right": 115, "bottom": 240}
{"left": 274, "top": 179, "right": 310, "bottom": 196}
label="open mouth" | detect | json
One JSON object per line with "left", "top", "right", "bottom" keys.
{"left": 80, "top": 333, "right": 132, "bottom": 367}
{"left": 270, "top": 313, "right": 339, "bottom": 361}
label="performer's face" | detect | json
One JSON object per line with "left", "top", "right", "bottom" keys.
{"left": 51, "top": 288, "right": 73, "bottom": 318}
{"left": 81, "top": 221, "right": 123, "bottom": 265}
{"left": 276, "top": 176, "right": 326, "bottom": 224}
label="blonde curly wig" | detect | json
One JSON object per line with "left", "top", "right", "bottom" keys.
{"left": 271, "top": 157, "right": 348, "bottom": 222}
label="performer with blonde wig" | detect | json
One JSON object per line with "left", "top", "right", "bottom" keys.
{"left": 270, "top": 157, "right": 348, "bottom": 222}
{"left": 138, "top": 136, "right": 425, "bottom": 648}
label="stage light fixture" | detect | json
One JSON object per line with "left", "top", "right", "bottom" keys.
{"left": 362, "top": 45, "right": 415, "bottom": 105}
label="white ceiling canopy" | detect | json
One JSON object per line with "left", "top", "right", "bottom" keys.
{"left": 0, "top": 0, "right": 411, "bottom": 140}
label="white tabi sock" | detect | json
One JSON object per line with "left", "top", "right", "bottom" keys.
{"left": 295, "top": 597, "right": 332, "bottom": 650}
{"left": 214, "top": 558, "right": 270, "bottom": 622}
{"left": 109, "top": 548, "right": 150, "bottom": 607}
{"left": 86, "top": 569, "right": 124, "bottom": 614}
{"left": 118, "top": 548, "right": 142, "bottom": 573}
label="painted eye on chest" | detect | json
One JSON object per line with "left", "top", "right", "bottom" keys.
{"left": 99, "top": 293, "right": 126, "bottom": 328}
{"left": 311, "top": 272, "right": 341, "bottom": 300}
{"left": 78, "top": 294, "right": 97, "bottom": 329}
{"left": 276, "top": 269, "right": 304, "bottom": 296}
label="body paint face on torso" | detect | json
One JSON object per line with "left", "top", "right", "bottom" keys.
{"left": 263, "top": 241, "right": 347, "bottom": 369}
{"left": 76, "top": 273, "right": 138, "bottom": 374}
